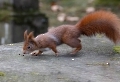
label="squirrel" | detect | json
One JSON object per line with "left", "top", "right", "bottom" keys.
{"left": 23, "top": 10, "right": 120, "bottom": 56}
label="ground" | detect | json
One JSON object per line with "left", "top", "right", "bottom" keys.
{"left": 0, "top": 36, "right": 120, "bottom": 82}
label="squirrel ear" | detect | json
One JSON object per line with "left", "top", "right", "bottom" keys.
{"left": 24, "top": 30, "right": 28, "bottom": 40}
{"left": 28, "top": 31, "right": 34, "bottom": 40}
{"left": 28, "top": 32, "right": 38, "bottom": 47}
{"left": 27, "top": 31, "right": 38, "bottom": 47}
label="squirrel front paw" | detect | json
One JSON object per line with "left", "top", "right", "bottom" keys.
{"left": 30, "top": 50, "right": 43, "bottom": 56}
{"left": 55, "top": 52, "right": 60, "bottom": 57}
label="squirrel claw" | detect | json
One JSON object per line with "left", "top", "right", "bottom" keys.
{"left": 30, "top": 52, "right": 41, "bottom": 56}
{"left": 55, "top": 53, "right": 59, "bottom": 57}
{"left": 30, "top": 50, "right": 43, "bottom": 56}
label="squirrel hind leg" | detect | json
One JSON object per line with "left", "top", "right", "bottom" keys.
{"left": 70, "top": 45, "right": 82, "bottom": 55}
{"left": 63, "top": 38, "right": 82, "bottom": 54}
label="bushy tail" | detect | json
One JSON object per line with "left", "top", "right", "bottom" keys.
{"left": 75, "top": 10, "right": 120, "bottom": 43}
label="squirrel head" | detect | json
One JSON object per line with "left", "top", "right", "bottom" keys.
{"left": 23, "top": 30, "right": 38, "bottom": 54}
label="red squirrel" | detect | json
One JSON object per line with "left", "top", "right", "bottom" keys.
{"left": 23, "top": 10, "right": 120, "bottom": 56}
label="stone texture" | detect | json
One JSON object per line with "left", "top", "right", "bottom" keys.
{"left": 0, "top": 36, "right": 120, "bottom": 82}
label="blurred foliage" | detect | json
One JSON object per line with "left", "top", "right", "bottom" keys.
{"left": 40, "top": 0, "right": 120, "bottom": 27}
{"left": 0, "top": 9, "right": 11, "bottom": 22}
{"left": 1, "top": 2, "right": 12, "bottom": 9}
{"left": 94, "top": 0, "right": 120, "bottom": 11}
{"left": 0, "top": 2, "right": 12, "bottom": 22}
{"left": 0, "top": 0, "right": 120, "bottom": 23}
{"left": 40, "top": 0, "right": 88, "bottom": 27}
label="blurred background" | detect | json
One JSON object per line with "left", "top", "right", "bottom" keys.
{"left": 0, "top": 0, "right": 120, "bottom": 44}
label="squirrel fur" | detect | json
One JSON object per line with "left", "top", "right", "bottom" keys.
{"left": 23, "top": 10, "right": 120, "bottom": 56}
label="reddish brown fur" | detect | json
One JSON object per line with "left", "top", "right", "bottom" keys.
{"left": 23, "top": 31, "right": 38, "bottom": 54}
{"left": 23, "top": 10, "right": 120, "bottom": 56}
{"left": 76, "top": 10, "right": 120, "bottom": 43}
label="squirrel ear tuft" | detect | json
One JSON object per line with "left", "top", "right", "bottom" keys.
{"left": 28, "top": 32, "right": 38, "bottom": 47}
{"left": 24, "top": 30, "right": 28, "bottom": 40}
{"left": 28, "top": 31, "right": 34, "bottom": 40}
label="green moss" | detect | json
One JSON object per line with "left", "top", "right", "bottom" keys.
{"left": 113, "top": 46, "right": 120, "bottom": 53}
{"left": 0, "top": 71, "right": 5, "bottom": 76}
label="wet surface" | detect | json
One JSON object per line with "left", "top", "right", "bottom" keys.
{"left": 0, "top": 36, "right": 120, "bottom": 82}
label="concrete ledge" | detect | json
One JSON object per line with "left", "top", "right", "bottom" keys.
{"left": 0, "top": 36, "right": 120, "bottom": 82}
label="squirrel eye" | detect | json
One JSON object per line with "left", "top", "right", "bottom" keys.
{"left": 27, "top": 46, "right": 31, "bottom": 49}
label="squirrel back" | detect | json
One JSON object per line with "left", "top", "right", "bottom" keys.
{"left": 76, "top": 10, "right": 120, "bottom": 43}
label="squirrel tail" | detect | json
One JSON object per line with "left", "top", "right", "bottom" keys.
{"left": 75, "top": 10, "right": 120, "bottom": 43}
